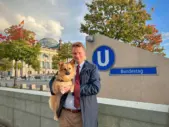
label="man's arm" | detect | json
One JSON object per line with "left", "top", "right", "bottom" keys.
{"left": 80, "top": 65, "right": 101, "bottom": 96}
{"left": 49, "top": 76, "right": 56, "bottom": 95}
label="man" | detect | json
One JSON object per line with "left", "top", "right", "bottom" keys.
{"left": 49, "top": 42, "right": 101, "bottom": 127}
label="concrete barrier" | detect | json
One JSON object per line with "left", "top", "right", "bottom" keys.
{"left": 20, "top": 84, "right": 27, "bottom": 89}
{"left": 40, "top": 85, "right": 47, "bottom": 91}
{"left": 0, "top": 82, "right": 9, "bottom": 87}
{"left": 5, "top": 83, "right": 9, "bottom": 87}
{"left": 0, "top": 87, "right": 168, "bottom": 127}
{"left": 29, "top": 84, "right": 36, "bottom": 90}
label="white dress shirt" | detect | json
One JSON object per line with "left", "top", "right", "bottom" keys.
{"left": 63, "top": 61, "right": 85, "bottom": 109}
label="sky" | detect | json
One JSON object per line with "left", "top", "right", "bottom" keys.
{"left": 0, "top": 0, "right": 168, "bottom": 57}
{"left": 0, "top": 0, "right": 91, "bottom": 42}
{"left": 143, "top": 0, "right": 169, "bottom": 57}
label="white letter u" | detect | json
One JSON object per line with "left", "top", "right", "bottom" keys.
{"left": 97, "top": 50, "right": 109, "bottom": 66}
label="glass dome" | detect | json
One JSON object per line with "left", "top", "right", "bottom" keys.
{"left": 38, "top": 38, "right": 58, "bottom": 48}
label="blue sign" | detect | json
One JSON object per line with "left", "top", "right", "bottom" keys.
{"left": 110, "top": 67, "right": 157, "bottom": 75}
{"left": 92, "top": 45, "right": 115, "bottom": 71}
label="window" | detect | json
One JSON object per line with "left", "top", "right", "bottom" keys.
{"left": 47, "top": 62, "right": 50, "bottom": 69}
{"left": 42, "top": 61, "right": 45, "bottom": 68}
{"left": 28, "top": 71, "right": 32, "bottom": 74}
{"left": 41, "top": 62, "right": 43, "bottom": 68}
{"left": 43, "top": 53, "right": 49, "bottom": 60}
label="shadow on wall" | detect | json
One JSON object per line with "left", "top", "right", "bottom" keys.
{"left": 0, "top": 118, "right": 13, "bottom": 127}
{"left": 168, "top": 108, "right": 169, "bottom": 125}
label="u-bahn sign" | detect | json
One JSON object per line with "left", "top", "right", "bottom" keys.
{"left": 92, "top": 45, "right": 157, "bottom": 75}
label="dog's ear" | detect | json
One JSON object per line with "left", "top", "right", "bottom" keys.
{"left": 59, "top": 62, "right": 64, "bottom": 66}
{"left": 58, "top": 62, "right": 64, "bottom": 68}
{"left": 69, "top": 59, "right": 75, "bottom": 65}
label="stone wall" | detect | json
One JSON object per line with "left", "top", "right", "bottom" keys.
{"left": 86, "top": 34, "right": 169, "bottom": 105}
{"left": 0, "top": 87, "right": 168, "bottom": 127}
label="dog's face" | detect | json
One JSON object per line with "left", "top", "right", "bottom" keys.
{"left": 57, "top": 59, "right": 75, "bottom": 81}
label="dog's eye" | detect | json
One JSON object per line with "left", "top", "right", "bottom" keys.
{"left": 64, "top": 68, "right": 66, "bottom": 71}
{"left": 69, "top": 68, "right": 71, "bottom": 70}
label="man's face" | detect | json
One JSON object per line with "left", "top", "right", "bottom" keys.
{"left": 72, "top": 47, "right": 86, "bottom": 64}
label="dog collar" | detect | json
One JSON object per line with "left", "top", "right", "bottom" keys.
{"left": 56, "top": 79, "right": 73, "bottom": 82}
{"left": 56, "top": 79, "right": 64, "bottom": 82}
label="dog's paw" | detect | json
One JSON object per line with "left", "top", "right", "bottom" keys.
{"left": 60, "top": 90, "right": 65, "bottom": 94}
{"left": 70, "top": 85, "right": 74, "bottom": 92}
{"left": 48, "top": 99, "right": 52, "bottom": 110}
{"left": 60, "top": 87, "right": 71, "bottom": 94}
{"left": 54, "top": 116, "right": 58, "bottom": 121}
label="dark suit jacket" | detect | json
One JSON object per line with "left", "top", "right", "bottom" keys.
{"left": 49, "top": 60, "right": 101, "bottom": 127}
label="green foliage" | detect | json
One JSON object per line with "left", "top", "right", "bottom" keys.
{"left": 52, "top": 54, "right": 60, "bottom": 69}
{"left": 3, "top": 40, "right": 30, "bottom": 61}
{"left": 59, "top": 42, "right": 72, "bottom": 60}
{"left": 52, "top": 42, "right": 72, "bottom": 69}
{"left": 2, "top": 40, "right": 40, "bottom": 70}
{"left": 0, "top": 58, "right": 13, "bottom": 71}
{"left": 0, "top": 23, "right": 41, "bottom": 86}
{"left": 24, "top": 43, "right": 41, "bottom": 71}
{"left": 81, "top": 0, "right": 166, "bottom": 56}
{"left": 0, "top": 43, "right": 5, "bottom": 59}
{"left": 81, "top": 0, "right": 151, "bottom": 43}
{"left": 13, "top": 62, "right": 23, "bottom": 70}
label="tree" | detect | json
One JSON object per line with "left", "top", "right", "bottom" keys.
{"left": 4, "top": 24, "right": 37, "bottom": 45}
{"left": 1, "top": 40, "right": 40, "bottom": 86}
{"left": 0, "top": 43, "right": 12, "bottom": 73}
{"left": 25, "top": 50, "right": 41, "bottom": 72}
{"left": 14, "top": 62, "right": 23, "bottom": 70}
{"left": 131, "top": 25, "right": 165, "bottom": 56}
{"left": 52, "top": 55, "right": 61, "bottom": 70}
{"left": 0, "top": 34, "right": 6, "bottom": 42}
{"left": 0, "top": 58, "right": 13, "bottom": 77}
{"left": 81, "top": 0, "right": 152, "bottom": 43}
{"left": 81, "top": 0, "right": 165, "bottom": 55}
{"left": 0, "top": 43, "right": 5, "bottom": 59}
{"left": 0, "top": 21, "right": 40, "bottom": 86}
{"left": 52, "top": 42, "right": 72, "bottom": 69}
{"left": 59, "top": 42, "right": 72, "bottom": 60}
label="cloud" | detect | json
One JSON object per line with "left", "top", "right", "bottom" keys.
{"left": 162, "top": 32, "right": 169, "bottom": 41}
{"left": 75, "top": 0, "right": 91, "bottom": 39}
{"left": 0, "top": 2, "right": 16, "bottom": 31}
{"left": 50, "top": 0, "right": 56, "bottom": 5}
{"left": 0, "top": 2, "right": 64, "bottom": 40}
{"left": 0, "top": 0, "right": 91, "bottom": 42}
{"left": 16, "top": 14, "right": 64, "bottom": 40}
{"left": 0, "top": 18, "right": 10, "bottom": 32}
{"left": 84, "top": 0, "right": 92, "bottom": 4}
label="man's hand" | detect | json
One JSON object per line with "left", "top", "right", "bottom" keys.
{"left": 60, "top": 86, "right": 71, "bottom": 94}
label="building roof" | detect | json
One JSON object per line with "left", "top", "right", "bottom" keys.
{"left": 38, "top": 38, "right": 59, "bottom": 49}
{"left": 49, "top": 43, "right": 60, "bottom": 49}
